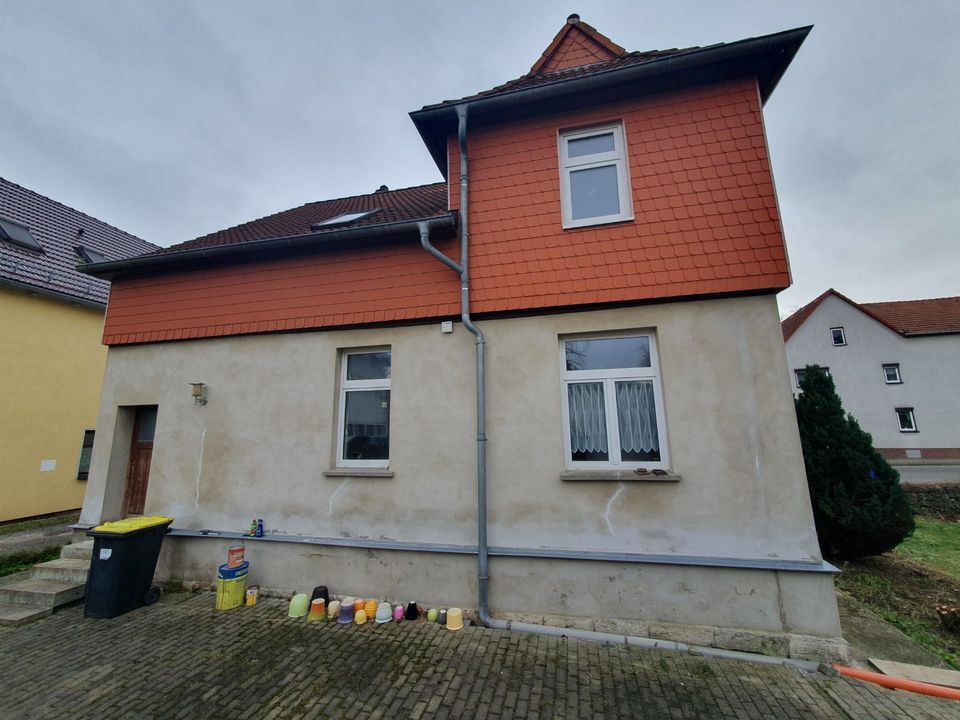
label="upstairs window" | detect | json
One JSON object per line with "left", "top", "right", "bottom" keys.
{"left": 882, "top": 363, "right": 902, "bottom": 384}
{"left": 561, "top": 333, "right": 668, "bottom": 469}
{"left": 794, "top": 366, "right": 829, "bottom": 388}
{"left": 337, "top": 349, "right": 391, "bottom": 468}
{"left": 830, "top": 327, "right": 846, "bottom": 346}
{"left": 0, "top": 215, "right": 42, "bottom": 252}
{"left": 559, "top": 123, "right": 633, "bottom": 229}
{"left": 75, "top": 245, "right": 107, "bottom": 264}
{"left": 896, "top": 407, "right": 917, "bottom": 433}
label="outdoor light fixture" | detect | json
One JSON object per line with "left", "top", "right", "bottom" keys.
{"left": 189, "top": 382, "right": 207, "bottom": 406}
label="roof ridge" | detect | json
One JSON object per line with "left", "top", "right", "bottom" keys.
{"left": 862, "top": 294, "right": 960, "bottom": 306}
{"left": 529, "top": 16, "right": 626, "bottom": 76}
{"left": 303, "top": 181, "right": 445, "bottom": 207}
{"left": 0, "top": 175, "right": 156, "bottom": 249}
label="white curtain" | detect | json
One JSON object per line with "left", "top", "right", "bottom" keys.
{"left": 568, "top": 382, "right": 607, "bottom": 454}
{"left": 616, "top": 381, "right": 659, "bottom": 453}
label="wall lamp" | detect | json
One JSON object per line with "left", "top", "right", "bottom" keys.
{"left": 189, "top": 382, "right": 208, "bottom": 406}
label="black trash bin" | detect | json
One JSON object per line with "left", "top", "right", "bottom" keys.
{"left": 84, "top": 516, "right": 173, "bottom": 619}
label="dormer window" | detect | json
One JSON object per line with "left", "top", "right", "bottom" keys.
{"left": 559, "top": 123, "right": 633, "bottom": 229}
{"left": 311, "top": 209, "right": 380, "bottom": 229}
{"left": 0, "top": 215, "right": 42, "bottom": 252}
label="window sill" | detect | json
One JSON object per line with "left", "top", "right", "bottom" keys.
{"left": 561, "top": 470, "right": 681, "bottom": 482}
{"left": 323, "top": 468, "right": 394, "bottom": 478}
{"left": 561, "top": 214, "right": 634, "bottom": 231}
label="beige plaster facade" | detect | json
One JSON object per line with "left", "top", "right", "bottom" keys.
{"left": 81, "top": 293, "right": 841, "bottom": 646}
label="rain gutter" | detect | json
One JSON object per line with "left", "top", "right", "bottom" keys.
{"left": 78, "top": 214, "right": 459, "bottom": 281}
{"left": 0, "top": 276, "right": 106, "bottom": 310}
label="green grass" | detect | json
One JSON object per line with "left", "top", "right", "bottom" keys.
{"left": 895, "top": 517, "right": 960, "bottom": 580}
{"left": 0, "top": 547, "right": 62, "bottom": 578}
{"left": 0, "top": 511, "right": 79, "bottom": 537}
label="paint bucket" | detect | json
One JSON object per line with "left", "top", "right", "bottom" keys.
{"left": 338, "top": 602, "right": 355, "bottom": 624}
{"left": 288, "top": 593, "right": 309, "bottom": 618}
{"left": 427, "top": 608, "right": 438, "bottom": 623}
{"left": 446, "top": 608, "right": 464, "bottom": 631}
{"left": 393, "top": 605, "right": 404, "bottom": 622}
{"left": 327, "top": 600, "right": 341, "bottom": 620}
{"left": 405, "top": 602, "right": 418, "bottom": 621}
{"left": 227, "top": 544, "right": 245, "bottom": 568}
{"left": 355, "top": 609, "right": 367, "bottom": 625}
{"left": 375, "top": 602, "right": 392, "bottom": 624}
{"left": 437, "top": 610, "right": 447, "bottom": 625}
{"left": 364, "top": 599, "right": 377, "bottom": 618}
{"left": 245, "top": 586, "right": 259, "bottom": 606}
{"left": 308, "top": 598, "right": 326, "bottom": 621}
{"left": 311, "top": 585, "right": 330, "bottom": 604}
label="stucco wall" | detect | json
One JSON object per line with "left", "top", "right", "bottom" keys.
{"left": 0, "top": 286, "right": 104, "bottom": 521}
{"left": 82, "top": 293, "right": 838, "bottom": 637}
{"left": 784, "top": 294, "right": 960, "bottom": 453}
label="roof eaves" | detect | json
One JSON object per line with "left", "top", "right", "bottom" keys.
{"left": 411, "top": 26, "right": 812, "bottom": 176}
{"left": 81, "top": 212, "right": 459, "bottom": 281}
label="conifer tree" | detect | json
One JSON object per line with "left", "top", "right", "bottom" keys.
{"left": 795, "top": 365, "right": 914, "bottom": 560}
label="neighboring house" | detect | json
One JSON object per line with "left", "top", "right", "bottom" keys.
{"left": 0, "top": 177, "right": 157, "bottom": 522}
{"left": 783, "top": 288, "right": 960, "bottom": 484}
{"left": 78, "top": 17, "right": 844, "bottom": 657}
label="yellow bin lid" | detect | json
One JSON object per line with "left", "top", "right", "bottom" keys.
{"left": 92, "top": 516, "right": 174, "bottom": 534}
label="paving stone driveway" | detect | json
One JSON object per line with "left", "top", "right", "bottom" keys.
{"left": 1, "top": 593, "right": 957, "bottom": 719}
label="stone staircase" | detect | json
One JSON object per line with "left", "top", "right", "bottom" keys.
{"left": 0, "top": 540, "right": 93, "bottom": 626}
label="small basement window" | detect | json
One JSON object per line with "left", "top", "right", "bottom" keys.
{"left": 830, "top": 327, "right": 846, "bottom": 346}
{"left": 896, "top": 407, "right": 917, "bottom": 433}
{"left": 0, "top": 215, "right": 42, "bottom": 251}
{"left": 311, "top": 209, "right": 380, "bottom": 229}
{"left": 882, "top": 363, "right": 902, "bottom": 384}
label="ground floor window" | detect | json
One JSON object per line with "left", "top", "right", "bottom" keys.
{"left": 337, "top": 349, "right": 391, "bottom": 467}
{"left": 560, "top": 333, "right": 668, "bottom": 469}
{"left": 896, "top": 407, "right": 917, "bottom": 433}
{"left": 76, "top": 429, "right": 95, "bottom": 480}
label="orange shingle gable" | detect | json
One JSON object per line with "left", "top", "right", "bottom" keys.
{"left": 530, "top": 15, "right": 626, "bottom": 75}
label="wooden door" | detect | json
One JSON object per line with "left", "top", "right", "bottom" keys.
{"left": 122, "top": 406, "right": 157, "bottom": 517}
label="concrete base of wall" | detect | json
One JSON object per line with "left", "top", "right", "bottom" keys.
{"left": 155, "top": 535, "right": 845, "bottom": 661}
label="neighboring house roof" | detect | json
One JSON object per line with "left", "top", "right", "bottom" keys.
{"left": 781, "top": 288, "right": 960, "bottom": 340}
{"left": 157, "top": 182, "right": 448, "bottom": 255}
{"left": 0, "top": 177, "right": 157, "bottom": 306}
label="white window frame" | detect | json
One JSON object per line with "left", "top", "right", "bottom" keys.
{"left": 896, "top": 407, "right": 917, "bottom": 433}
{"left": 830, "top": 327, "right": 846, "bottom": 346}
{"left": 795, "top": 366, "right": 830, "bottom": 389}
{"left": 559, "top": 332, "right": 669, "bottom": 470}
{"left": 558, "top": 123, "right": 633, "bottom": 229}
{"left": 882, "top": 363, "right": 902, "bottom": 384}
{"left": 336, "top": 348, "right": 391, "bottom": 469}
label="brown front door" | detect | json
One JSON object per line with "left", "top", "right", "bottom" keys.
{"left": 122, "top": 406, "right": 158, "bottom": 517}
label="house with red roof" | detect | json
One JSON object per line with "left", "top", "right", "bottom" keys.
{"left": 77, "top": 16, "right": 845, "bottom": 658}
{"left": 783, "top": 288, "right": 960, "bottom": 484}
{"left": 0, "top": 176, "right": 157, "bottom": 522}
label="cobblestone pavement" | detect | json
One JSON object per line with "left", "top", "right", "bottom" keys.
{"left": 1, "top": 593, "right": 958, "bottom": 719}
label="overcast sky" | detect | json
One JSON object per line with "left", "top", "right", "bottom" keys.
{"left": 2, "top": 1, "right": 958, "bottom": 317}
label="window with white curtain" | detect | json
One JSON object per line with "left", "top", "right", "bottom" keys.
{"left": 561, "top": 334, "right": 668, "bottom": 469}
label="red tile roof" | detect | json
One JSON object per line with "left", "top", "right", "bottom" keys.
{"left": 782, "top": 289, "right": 960, "bottom": 340}
{"left": 0, "top": 176, "right": 157, "bottom": 305}
{"left": 155, "top": 183, "right": 449, "bottom": 255}
{"left": 862, "top": 296, "right": 960, "bottom": 336}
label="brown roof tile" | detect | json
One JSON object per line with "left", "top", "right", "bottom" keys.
{"left": 0, "top": 177, "right": 157, "bottom": 305}
{"left": 155, "top": 182, "right": 449, "bottom": 255}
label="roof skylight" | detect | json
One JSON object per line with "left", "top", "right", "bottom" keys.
{"left": 75, "top": 245, "right": 108, "bottom": 264}
{"left": 0, "top": 216, "right": 43, "bottom": 252}
{"left": 311, "top": 209, "right": 380, "bottom": 230}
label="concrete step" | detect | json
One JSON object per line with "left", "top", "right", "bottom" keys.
{"left": 0, "top": 603, "right": 52, "bottom": 627}
{"left": 0, "top": 579, "right": 85, "bottom": 608}
{"left": 60, "top": 540, "right": 94, "bottom": 561}
{"left": 31, "top": 558, "right": 89, "bottom": 584}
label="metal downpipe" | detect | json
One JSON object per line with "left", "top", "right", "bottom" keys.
{"left": 418, "top": 105, "right": 490, "bottom": 626}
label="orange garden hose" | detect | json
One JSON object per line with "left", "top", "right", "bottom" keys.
{"left": 833, "top": 664, "right": 960, "bottom": 701}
